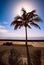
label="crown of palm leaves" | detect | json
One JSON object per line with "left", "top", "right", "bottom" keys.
{"left": 11, "top": 8, "right": 42, "bottom": 30}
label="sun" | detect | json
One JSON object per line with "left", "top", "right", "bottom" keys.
{"left": 15, "top": 2, "right": 33, "bottom": 15}
{"left": 13, "top": 1, "right": 35, "bottom": 16}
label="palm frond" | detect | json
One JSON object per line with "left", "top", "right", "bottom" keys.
{"left": 11, "top": 21, "right": 16, "bottom": 25}
{"left": 19, "top": 24, "right": 23, "bottom": 29}
{"left": 33, "top": 14, "right": 38, "bottom": 17}
{"left": 33, "top": 17, "right": 42, "bottom": 22}
{"left": 28, "top": 25, "right": 31, "bottom": 29}
{"left": 21, "top": 8, "right": 26, "bottom": 19}
{"left": 11, "top": 19, "right": 22, "bottom": 25}
{"left": 31, "top": 10, "right": 36, "bottom": 13}
{"left": 15, "top": 16, "right": 22, "bottom": 20}
{"left": 14, "top": 24, "right": 19, "bottom": 30}
{"left": 27, "top": 10, "right": 36, "bottom": 15}
{"left": 30, "top": 22, "right": 41, "bottom": 29}
{"left": 26, "top": 10, "right": 36, "bottom": 19}
{"left": 21, "top": 8, "right": 26, "bottom": 14}
{"left": 27, "top": 13, "right": 36, "bottom": 19}
{"left": 11, "top": 20, "right": 23, "bottom": 25}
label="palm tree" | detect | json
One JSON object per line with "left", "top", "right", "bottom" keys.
{"left": 11, "top": 8, "right": 42, "bottom": 65}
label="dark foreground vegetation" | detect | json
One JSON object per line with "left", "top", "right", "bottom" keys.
{"left": 0, "top": 43, "right": 42, "bottom": 65}
{"left": 3, "top": 42, "right": 13, "bottom": 46}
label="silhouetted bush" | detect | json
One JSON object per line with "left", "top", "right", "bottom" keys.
{"left": 3, "top": 42, "right": 13, "bottom": 46}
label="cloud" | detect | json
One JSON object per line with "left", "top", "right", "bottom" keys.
{"left": 0, "top": 25, "right": 5, "bottom": 29}
{"left": 0, "top": 29, "right": 25, "bottom": 39}
{"left": 0, "top": 26, "right": 24, "bottom": 38}
{"left": 0, "top": 25, "right": 44, "bottom": 39}
{"left": 0, "top": 25, "right": 9, "bottom": 38}
{"left": 0, "top": 25, "right": 8, "bottom": 33}
{"left": 0, "top": 21, "right": 11, "bottom": 26}
{"left": 3, "top": 21, "right": 8, "bottom": 25}
{"left": 0, "top": 29, "right": 8, "bottom": 33}
{"left": 2, "top": 21, "right": 11, "bottom": 25}
{"left": 0, "top": 25, "right": 25, "bottom": 38}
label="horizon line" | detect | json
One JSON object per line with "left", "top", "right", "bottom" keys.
{"left": 0, "top": 39, "right": 44, "bottom": 42}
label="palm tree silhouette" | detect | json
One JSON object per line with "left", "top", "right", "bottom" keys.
{"left": 11, "top": 8, "right": 42, "bottom": 65}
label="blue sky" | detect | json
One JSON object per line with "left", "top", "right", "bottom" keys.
{"left": 0, "top": 0, "right": 44, "bottom": 39}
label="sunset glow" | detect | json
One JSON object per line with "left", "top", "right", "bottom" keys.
{"left": 13, "top": 1, "right": 35, "bottom": 16}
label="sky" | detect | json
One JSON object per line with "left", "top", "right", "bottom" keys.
{"left": 0, "top": 0, "right": 44, "bottom": 39}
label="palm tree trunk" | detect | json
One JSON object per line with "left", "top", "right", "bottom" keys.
{"left": 25, "top": 27, "right": 31, "bottom": 65}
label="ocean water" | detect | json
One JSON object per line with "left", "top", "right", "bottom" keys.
{"left": 0, "top": 37, "right": 44, "bottom": 40}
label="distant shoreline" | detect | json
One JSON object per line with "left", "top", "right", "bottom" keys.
{"left": 0, "top": 39, "right": 44, "bottom": 42}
